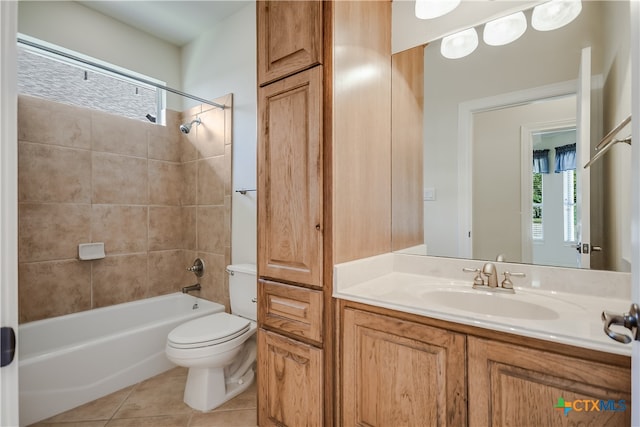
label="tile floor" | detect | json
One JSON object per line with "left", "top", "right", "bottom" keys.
{"left": 29, "top": 367, "right": 257, "bottom": 427}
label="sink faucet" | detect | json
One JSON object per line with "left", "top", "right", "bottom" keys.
{"left": 482, "top": 262, "right": 499, "bottom": 288}
{"left": 463, "top": 263, "right": 525, "bottom": 294}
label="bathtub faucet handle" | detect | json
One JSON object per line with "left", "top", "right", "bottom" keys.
{"left": 186, "top": 258, "right": 205, "bottom": 278}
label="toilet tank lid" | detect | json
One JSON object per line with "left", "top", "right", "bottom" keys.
{"left": 226, "top": 264, "right": 256, "bottom": 275}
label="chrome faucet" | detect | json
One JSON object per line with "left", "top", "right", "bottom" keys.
{"left": 182, "top": 283, "right": 201, "bottom": 294}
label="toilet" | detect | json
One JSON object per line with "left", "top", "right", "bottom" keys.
{"left": 165, "top": 264, "right": 257, "bottom": 412}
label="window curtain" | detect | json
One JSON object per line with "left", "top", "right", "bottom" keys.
{"left": 533, "top": 149, "right": 550, "bottom": 174}
{"left": 554, "top": 143, "right": 576, "bottom": 172}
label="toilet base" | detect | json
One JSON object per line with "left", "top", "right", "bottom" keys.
{"left": 182, "top": 339, "right": 257, "bottom": 412}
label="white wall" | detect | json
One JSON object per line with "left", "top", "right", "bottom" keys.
{"left": 422, "top": 1, "right": 605, "bottom": 258}
{"left": 17, "top": 1, "right": 182, "bottom": 109}
{"left": 602, "top": 1, "right": 632, "bottom": 272}
{"left": 181, "top": 2, "right": 257, "bottom": 265}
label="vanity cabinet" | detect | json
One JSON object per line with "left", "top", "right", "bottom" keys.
{"left": 341, "top": 307, "right": 467, "bottom": 426}
{"left": 339, "top": 301, "right": 631, "bottom": 427}
{"left": 468, "top": 337, "right": 631, "bottom": 427}
{"left": 257, "top": 0, "right": 323, "bottom": 86}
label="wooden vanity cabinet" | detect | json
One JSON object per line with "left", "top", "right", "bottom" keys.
{"left": 341, "top": 307, "right": 467, "bottom": 426}
{"left": 468, "top": 337, "right": 631, "bottom": 427}
{"left": 257, "top": 0, "right": 323, "bottom": 86}
{"left": 339, "top": 301, "right": 631, "bottom": 427}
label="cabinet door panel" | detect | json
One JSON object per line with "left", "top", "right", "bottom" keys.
{"left": 258, "top": 329, "right": 323, "bottom": 426}
{"left": 257, "top": 0, "right": 322, "bottom": 86}
{"left": 342, "top": 308, "right": 466, "bottom": 427}
{"left": 258, "top": 67, "right": 323, "bottom": 288}
{"left": 259, "top": 279, "right": 323, "bottom": 344}
{"left": 468, "top": 336, "right": 631, "bottom": 427}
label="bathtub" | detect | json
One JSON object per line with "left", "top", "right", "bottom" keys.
{"left": 18, "top": 293, "right": 224, "bottom": 426}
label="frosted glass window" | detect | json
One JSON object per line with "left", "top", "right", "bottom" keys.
{"left": 17, "top": 44, "right": 162, "bottom": 123}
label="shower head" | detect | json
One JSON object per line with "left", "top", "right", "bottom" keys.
{"left": 180, "top": 117, "right": 201, "bottom": 134}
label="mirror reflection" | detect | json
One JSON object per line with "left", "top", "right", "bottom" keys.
{"left": 392, "top": 0, "right": 632, "bottom": 272}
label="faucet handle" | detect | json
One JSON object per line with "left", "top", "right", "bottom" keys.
{"left": 502, "top": 271, "right": 525, "bottom": 290}
{"left": 186, "top": 258, "right": 205, "bottom": 278}
{"left": 463, "top": 267, "right": 484, "bottom": 287}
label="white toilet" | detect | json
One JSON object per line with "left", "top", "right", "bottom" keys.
{"left": 165, "top": 264, "right": 257, "bottom": 412}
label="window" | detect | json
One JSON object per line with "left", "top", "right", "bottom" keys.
{"left": 532, "top": 172, "right": 543, "bottom": 240}
{"left": 563, "top": 169, "right": 577, "bottom": 243}
{"left": 17, "top": 37, "right": 165, "bottom": 124}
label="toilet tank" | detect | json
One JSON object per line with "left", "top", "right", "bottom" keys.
{"left": 226, "top": 264, "right": 257, "bottom": 321}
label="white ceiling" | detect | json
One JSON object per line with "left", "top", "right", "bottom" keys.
{"left": 77, "top": 1, "right": 251, "bottom": 46}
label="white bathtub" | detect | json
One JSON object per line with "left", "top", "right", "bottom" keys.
{"left": 18, "top": 293, "right": 224, "bottom": 426}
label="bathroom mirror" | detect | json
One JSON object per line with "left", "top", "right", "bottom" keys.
{"left": 391, "top": 0, "right": 632, "bottom": 272}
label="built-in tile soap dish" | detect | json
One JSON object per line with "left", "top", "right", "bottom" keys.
{"left": 78, "top": 242, "right": 105, "bottom": 260}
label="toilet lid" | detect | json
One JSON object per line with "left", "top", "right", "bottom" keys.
{"left": 168, "top": 312, "right": 251, "bottom": 349}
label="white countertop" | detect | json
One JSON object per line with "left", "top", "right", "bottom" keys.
{"left": 334, "top": 253, "right": 633, "bottom": 356}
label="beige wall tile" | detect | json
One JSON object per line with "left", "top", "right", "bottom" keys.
{"left": 19, "top": 203, "right": 91, "bottom": 262}
{"left": 18, "top": 142, "right": 91, "bottom": 203}
{"left": 148, "top": 250, "right": 192, "bottom": 297}
{"left": 149, "top": 161, "right": 182, "bottom": 206}
{"left": 18, "top": 260, "right": 91, "bottom": 322}
{"left": 149, "top": 206, "right": 184, "bottom": 251}
{"left": 183, "top": 207, "right": 196, "bottom": 251}
{"left": 92, "top": 153, "right": 148, "bottom": 205}
{"left": 18, "top": 95, "right": 91, "bottom": 149}
{"left": 225, "top": 195, "right": 232, "bottom": 247}
{"left": 196, "top": 108, "right": 225, "bottom": 159}
{"left": 92, "top": 205, "right": 148, "bottom": 254}
{"left": 148, "top": 110, "right": 181, "bottom": 162}
{"left": 197, "top": 156, "right": 225, "bottom": 206}
{"left": 92, "top": 110, "right": 148, "bottom": 157}
{"left": 92, "top": 254, "right": 148, "bottom": 308}
{"left": 180, "top": 128, "right": 198, "bottom": 162}
{"left": 224, "top": 143, "right": 232, "bottom": 196}
{"left": 197, "top": 206, "right": 225, "bottom": 254}
{"left": 181, "top": 161, "right": 197, "bottom": 206}
{"left": 195, "top": 252, "right": 229, "bottom": 310}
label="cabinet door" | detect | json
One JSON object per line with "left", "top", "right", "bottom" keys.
{"left": 468, "top": 336, "right": 631, "bottom": 427}
{"left": 259, "top": 279, "right": 323, "bottom": 344}
{"left": 257, "top": 0, "right": 323, "bottom": 86}
{"left": 258, "top": 329, "right": 323, "bottom": 426}
{"left": 258, "top": 67, "right": 323, "bottom": 288}
{"left": 342, "top": 308, "right": 467, "bottom": 426}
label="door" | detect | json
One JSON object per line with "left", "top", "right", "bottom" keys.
{"left": 257, "top": 66, "right": 323, "bottom": 288}
{"left": 0, "top": 2, "right": 19, "bottom": 426}
{"left": 576, "top": 46, "right": 591, "bottom": 268}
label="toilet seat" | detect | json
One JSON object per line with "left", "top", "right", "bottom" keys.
{"left": 167, "top": 313, "right": 251, "bottom": 349}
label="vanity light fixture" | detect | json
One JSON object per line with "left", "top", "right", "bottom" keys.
{"left": 483, "top": 11, "right": 527, "bottom": 46}
{"left": 532, "top": 0, "right": 582, "bottom": 31}
{"left": 440, "top": 27, "right": 478, "bottom": 59}
{"left": 415, "top": 0, "right": 461, "bottom": 20}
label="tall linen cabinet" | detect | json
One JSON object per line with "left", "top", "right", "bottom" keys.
{"left": 256, "top": 1, "right": 392, "bottom": 426}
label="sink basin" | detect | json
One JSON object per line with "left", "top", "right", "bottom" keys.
{"left": 423, "top": 290, "right": 560, "bottom": 320}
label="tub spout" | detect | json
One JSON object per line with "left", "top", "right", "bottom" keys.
{"left": 181, "top": 283, "right": 201, "bottom": 294}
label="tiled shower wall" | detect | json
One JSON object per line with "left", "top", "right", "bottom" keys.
{"left": 18, "top": 94, "right": 233, "bottom": 323}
